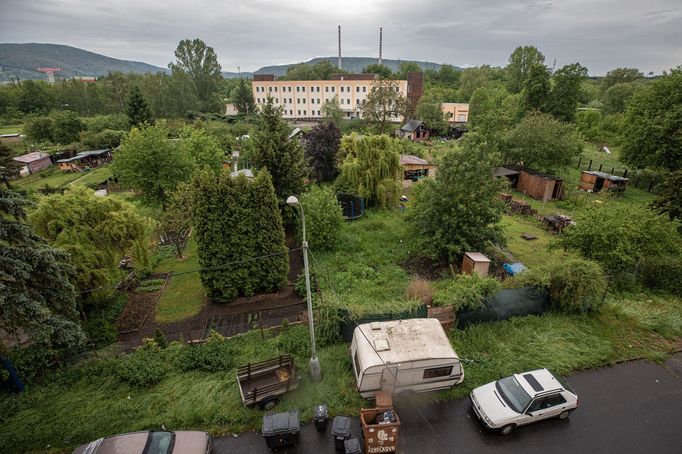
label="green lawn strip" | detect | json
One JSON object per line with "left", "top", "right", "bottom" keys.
{"left": 66, "top": 166, "right": 113, "bottom": 187}
{"left": 154, "top": 236, "right": 205, "bottom": 323}
{"left": 2, "top": 299, "right": 678, "bottom": 453}
{"left": 13, "top": 168, "right": 82, "bottom": 191}
{"left": 0, "top": 125, "right": 23, "bottom": 134}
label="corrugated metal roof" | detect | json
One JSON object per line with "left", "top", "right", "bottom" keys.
{"left": 400, "top": 154, "right": 431, "bottom": 166}
{"left": 56, "top": 149, "right": 110, "bottom": 163}
{"left": 12, "top": 151, "right": 49, "bottom": 163}
{"left": 493, "top": 167, "right": 520, "bottom": 177}
{"left": 400, "top": 119, "right": 424, "bottom": 132}
{"left": 582, "top": 171, "right": 629, "bottom": 182}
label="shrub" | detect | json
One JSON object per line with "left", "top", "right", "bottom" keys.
{"left": 639, "top": 256, "right": 682, "bottom": 296}
{"left": 23, "top": 116, "right": 54, "bottom": 142}
{"left": 276, "top": 325, "right": 311, "bottom": 356}
{"left": 114, "top": 348, "right": 169, "bottom": 387}
{"left": 433, "top": 273, "right": 501, "bottom": 311}
{"left": 176, "top": 331, "right": 235, "bottom": 372}
{"left": 53, "top": 111, "right": 85, "bottom": 144}
{"left": 153, "top": 328, "right": 168, "bottom": 349}
{"left": 80, "top": 129, "right": 126, "bottom": 149}
{"left": 85, "top": 114, "right": 129, "bottom": 133}
{"left": 297, "top": 185, "right": 344, "bottom": 251}
{"left": 405, "top": 279, "right": 434, "bottom": 305}
{"left": 511, "top": 257, "right": 607, "bottom": 313}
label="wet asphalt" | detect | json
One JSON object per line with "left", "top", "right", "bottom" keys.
{"left": 211, "top": 353, "right": 682, "bottom": 454}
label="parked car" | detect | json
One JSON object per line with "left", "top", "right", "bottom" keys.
{"left": 351, "top": 318, "right": 464, "bottom": 399}
{"left": 470, "top": 368, "right": 578, "bottom": 435}
{"left": 72, "top": 430, "right": 210, "bottom": 454}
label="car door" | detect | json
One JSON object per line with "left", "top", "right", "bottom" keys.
{"left": 524, "top": 394, "right": 568, "bottom": 423}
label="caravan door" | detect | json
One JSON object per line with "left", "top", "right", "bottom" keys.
{"left": 381, "top": 367, "right": 398, "bottom": 394}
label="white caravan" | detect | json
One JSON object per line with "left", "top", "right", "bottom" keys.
{"left": 350, "top": 318, "right": 464, "bottom": 398}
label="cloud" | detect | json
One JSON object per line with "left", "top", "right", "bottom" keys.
{"left": 0, "top": 0, "right": 680, "bottom": 74}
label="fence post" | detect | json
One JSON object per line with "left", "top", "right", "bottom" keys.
{"left": 610, "top": 167, "right": 615, "bottom": 174}
{"left": 588, "top": 160, "right": 593, "bottom": 171}
{"left": 598, "top": 164, "right": 603, "bottom": 172}
{"left": 623, "top": 169, "right": 628, "bottom": 178}
{"left": 577, "top": 157, "right": 582, "bottom": 169}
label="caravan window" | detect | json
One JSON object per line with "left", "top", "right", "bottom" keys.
{"left": 423, "top": 366, "right": 453, "bottom": 379}
{"left": 353, "top": 351, "right": 361, "bottom": 378}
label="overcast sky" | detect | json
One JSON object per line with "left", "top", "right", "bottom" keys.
{"left": 1, "top": 0, "right": 680, "bottom": 75}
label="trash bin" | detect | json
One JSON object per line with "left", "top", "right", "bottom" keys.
{"left": 360, "top": 408, "right": 400, "bottom": 453}
{"left": 344, "top": 437, "right": 363, "bottom": 454}
{"left": 314, "top": 404, "right": 329, "bottom": 431}
{"left": 331, "top": 415, "right": 352, "bottom": 450}
{"left": 262, "top": 409, "right": 300, "bottom": 449}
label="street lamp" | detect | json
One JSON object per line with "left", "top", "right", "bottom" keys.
{"left": 287, "top": 195, "right": 322, "bottom": 382}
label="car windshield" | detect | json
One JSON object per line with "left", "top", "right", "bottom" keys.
{"left": 496, "top": 376, "right": 532, "bottom": 413}
{"left": 143, "top": 431, "right": 174, "bottom": 454}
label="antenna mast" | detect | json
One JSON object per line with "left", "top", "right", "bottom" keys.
{"left": 379, "top": 27, "right": 383, "bottom": 65}
{"left": 337, "top": 25, "right": 342, "bottom": 70}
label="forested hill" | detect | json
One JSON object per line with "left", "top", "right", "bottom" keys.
{"left": 0, "top": 43, "right": 168, "bottom": 81}
{"left": 254, "top": 56, "right": 452, "bottom": 76}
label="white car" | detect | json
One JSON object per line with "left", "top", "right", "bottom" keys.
{"left": 470, "top": 368, "right": 578, "bottom": 435}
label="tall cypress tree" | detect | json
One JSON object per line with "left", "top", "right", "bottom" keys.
{"left": 126, "top": 86, "right": 154, "bottom": 128}
{"left": 193, "top": 169, "right": 288, "bottom": 302}
{"left": 233, "top": 77, "right": 256, "bottom": 115}
{"left": 0, "top": 188, "right": 84, "bottom": 353}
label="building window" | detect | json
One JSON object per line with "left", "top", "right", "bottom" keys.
{"left": 356, "top": 86, "right": 360, "bottom": 92}
{"left": 289, "top": 98, "right": 292, "bottom": 103}
{"left": 356, "top": 99, "right": 360, "bottom": 105}
{"left": 303, "top": 110, "right": 307, "bottom": 115}
{"left": 302, "top": 86, "right": 305, "bottom": 92}
{"left": 363, "top": 86, "right": 367, "bottom": 92}
{"left": 296, "top": 86, "right": 300, "bottom": 92}
{"left": 297, "top": 110, "right": 301, "bottom": 115}
{"left": 325, "top": 86, "right": 329, "bottom": 92}
{"left": 331, "top": 86, "right": 335, "bottom": 92}
{"left": 317, "top": 110, "right": 321, "bottom": 116}
{"left": 423, "top": 366, "right": 453, "bottom": 379}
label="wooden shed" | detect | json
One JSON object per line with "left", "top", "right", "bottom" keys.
{"left": 579, "top": 171, "right": 628, "bottom": 193}
{"left": 12, "top": 151, "right": 51, "bottom": 176}
{"left": 396, "top": 119, "right": 430, "bottom": 141}
{"left": 461, "top": 252, "right": 491, "bottom": 276}
{"left": 501, "top": 165, "right": 563, "bottom": 201}
{"left": 400, "top": 154, "right": 436, "bottom": 182}
{"left": 56, "top": 149, "right": 112, "bottom": 172}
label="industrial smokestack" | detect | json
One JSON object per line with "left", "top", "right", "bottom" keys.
{"left": 338, "top": 25, "right": 342, "bottom": 70}
{"left": 379, "top": 27, "right": 383, "bottom": 65}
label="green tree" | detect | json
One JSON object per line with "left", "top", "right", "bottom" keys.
{"left": 0, "top": 143, "right": 20, "bottom": 187}
{"left": 546, "top": 63, "right": 588, "bottom": 122}
{"left": 651, "top": 170, "right": 682, "bottom": 229}
{"left": 415, "top": 100, "right": 447, "bottom": 134}
{"left": 17, "top": 80, "right": 53, "bottom": 114}
{"left": 361, "top": 79, "right": 407, "bottom": 134}
{"left": 23, "top": 116, "right": 55, "bottom": 143}
{"left": 53, "top": 111, "right": 85, "bottom": 144}
{"left": 0, "top": 188, "right": 84, "bottom": 353}
{"left": 425, "top": 64, "right": 461, "bottom": 87}
{"left": 321, "top": 98, "right": 343, "bottom": 127}
{"left": 169, "top": 38, "right": 223, "bottom": 110}
{"left": 408, "top": 139, "right": 505, "bottom": 262}
{"left": 456, "top": 65, "right": 505, "bottom": 101}
{"left": 468, "top": 86, "right": 521, "bottom": 152}
{"left": 250, "top": 98, "right": 306, "bottom": 206}
{"left": 620, "top": 68, "right": 682, "bottom": 171}
{"left": 126, "top": 86, "right": 153, "bottom": 128}
{"left": 233, "top": 78, "right": 256, "bottom": 115}
{"left": 178, "top": 126, "right": 224, "bottom": 172}
{"left": 576, "top": 109, "right": 602, "bottom": 141}
{"left": 193, "top": 169, "right": 289, "bottom": 301}
{"left": 335, "top": 134, "right": 402, "bottom": 208}
{"left": 556, "top": 205, "right": 681, "bottom": 273}
{"left": 506, "top": 45, "right": 546, "bottom": 93}
{"left": 30, "top": 187, "right": 153, "bottom": 298}
{"left": 505, "top": 112, "right": 581, "bottom": 172}
{"left": 304, "top": 121, "right": 341, "bottom": 182}
{"left": 521, "top": 63, "right": 551, "bottom": 112}
{"left": 395, "top": 62, "right": 422, "bottom": 79}
{"left": 602, "top": 82, "right": 642, "bottom": 114}
{"left": 601, "top": 67, "right": 644, "bottom": 92}
{"left": 112, "top": 124, "right": 194, "bottom": 206}
{"left": 161, "top": 182, "right": 195, "bottom": 257}
{"left": 363, "top": 63, "right": 393, "bottom": 79}
{"left": 297, "top": 185, "right": 344, "bottom": 251}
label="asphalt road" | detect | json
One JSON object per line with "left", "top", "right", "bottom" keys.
{"left": 212, "top": 354, "right": 682, "bottom": 454}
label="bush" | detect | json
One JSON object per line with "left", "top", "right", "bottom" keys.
{"left": 433, "top": 273, "right": 501, "bottom": 311}
{"left": 85, "top": 114, "right": 129, "bottom": 133}
{"left": 114, "top": 348, "right": 169, "bottom": 387}
{"left": 511, "top": 258, "right": 607, "bottom": 313}
{"left": 80, "top": 129, "right": 126, "bottom": 149}
{"left": 176, "top": 331, "right": 236, "bottom": 372}
{"left": 276, "top": 325, "right": 311, "bottom": 356}
{"left": 405, "top": 278, "right": 434, "bottom": 305}
{"left": 53, "top": 111, "right": 85, "bottom": 144}
{"left": 639, "top": 256, "right": 682, "bottom": 296}
{"left": 4, "top": 345, "right": 56, "bottom": 386}
{"left": 23, "top": 116, "right": 54, "bottom": 142}
{"left": 297, "top": 185, "right": 344, "bottom": 251}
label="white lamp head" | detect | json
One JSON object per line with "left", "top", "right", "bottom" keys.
{"left": 286, "top": 195, "right": 299, "bottom": 207}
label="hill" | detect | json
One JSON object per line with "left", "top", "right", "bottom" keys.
{"left": 0, "top": 43, "right": 168, "bottom": 81}
{"left": 253, "top": 56, "right": 452, "bottom": 77}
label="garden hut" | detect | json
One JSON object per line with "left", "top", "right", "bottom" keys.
{"left": 396, "top": 119, "right": 430, "bottom": 141}
{"left": 501, "top": 165, "right": 564, "bottom": 201}
{"left": 400, "top": 154, "right": 436, "bottom": 183}
{"left": 461, "top": 252, "right": 491, "bottom": 276}
{"left": 56, "top": 149, "right": 112, "bottom": 172}
{"left": 579, "top": 171, "right": 628, "bottom": 194}
{"left": 12, "top": 151, "right": 52, "bottom": 176}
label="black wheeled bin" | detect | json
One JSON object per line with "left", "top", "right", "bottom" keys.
{"left": 262, "top": 409, "right": 300, "bottom": 449}
{"left": 332, "top": 415, "right": 352, "bottom": 450}
{"left": 344, "top": 437, "right": 363, "bottom": 454}
{"left": 314, "top": 404, "right": 329, "bottom": 431}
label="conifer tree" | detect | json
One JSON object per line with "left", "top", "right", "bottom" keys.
{"left": 233, "top": 77, "right": 256, "bottom": 115}
{"left": 126, "top": 86, "right": 154, "bottom": 128}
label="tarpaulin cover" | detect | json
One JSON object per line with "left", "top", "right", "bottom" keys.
{"left": 456, "top": 287, "right": 549, "bottom": 328}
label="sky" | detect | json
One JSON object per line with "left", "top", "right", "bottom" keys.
{"left": 0, "top": 0, "right": 680, "bottom": 75}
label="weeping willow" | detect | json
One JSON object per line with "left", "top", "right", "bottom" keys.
{"left": 336, "top": 134, "right": 402, "bottom": 208}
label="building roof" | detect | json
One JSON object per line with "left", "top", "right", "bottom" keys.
{"left": 400, "top": 119, "right": 425, "bottom": 132}
{"left": 0, "top": 133, "right": 21, "bottom": 138}
{"left": 230, "top": 168, "right": 254, "bottom": 178}
{"left": 582, "top": 170, "right": 629, "bottom": 182}
{"left": 493, "top": 167, "right": 520, "bottom": 177}
{"left": 505, "top": 165, "right": 563, "bottom": 181}
{"left": 400, "top": 154, "right": 431, "bottom": 166}
{"left": 465, "top": 252, "right": 491, "bottom": 263}
{"left": 12, "top": 151, "right": 49, "bottom": 164}
{"left": 56, "top": 149, "right": 110, "bottom": 163}
{"left": 354, "top": 318, "right": 458, "bottom": 370}
{"left": 288, "top": 128, "right": 304, "bottom": 140}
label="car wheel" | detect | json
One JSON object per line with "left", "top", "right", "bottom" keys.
{"left": 558, "top": 410, "right": 570, "bottom": 420}
{"left": 500, "top": 424, "right": 516, "bottom": 436}
{"left": 260, "top": 397, "right": 278, "bottom": 411}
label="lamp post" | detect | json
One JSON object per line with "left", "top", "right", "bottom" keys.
{"left": 287, "top": 195, "right": 322, "bottom": 382}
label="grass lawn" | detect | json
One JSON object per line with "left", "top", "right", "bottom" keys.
{"left": 66, "top": 166, "right": 113, "bottom": 188}
{"left": 154, "top": 236, "right": 205, "bottom": 323}
{"left": 0, "top": 124, "right": 22, "bottom": 135}
{"left": 12, "top": 167, "right": 82, "bottom": 191}
{"left": 500, "top": 214, "right": 571, "bottom": 267}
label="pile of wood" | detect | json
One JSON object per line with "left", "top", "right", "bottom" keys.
{"left": 499, "top": 193, "right": 513, "bottom": 204}
{"left": 541, "top": 214, "right": 573, "bottom": 233}
{"left": 509, "top": 199, "right": 537, "bottom": 216}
